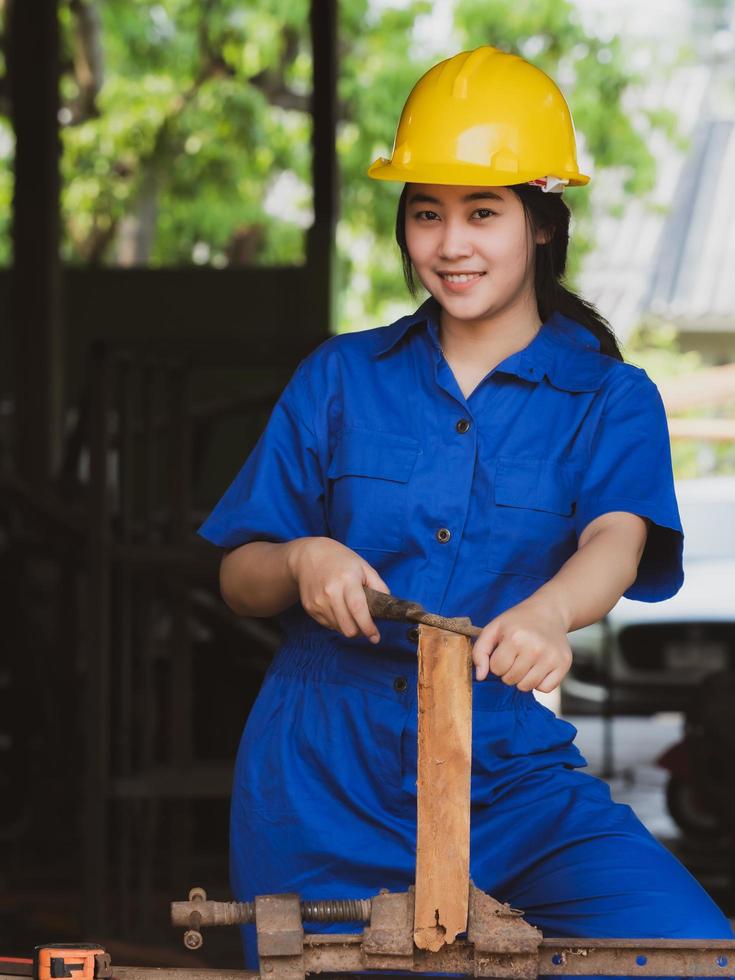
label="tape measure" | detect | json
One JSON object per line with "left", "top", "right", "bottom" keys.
{"left": 34, "top": 946, "right": 110, "bottom": 980}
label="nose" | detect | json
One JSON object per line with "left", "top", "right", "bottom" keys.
{"left": 438, "top": 218, "right": 473, "bottom": 260}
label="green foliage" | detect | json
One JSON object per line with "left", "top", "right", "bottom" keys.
{"left": 59, "top": 0, "right": 312, "bottom": 264}
{"left": 625, "top": 317, "right": 702, "bottom": 381}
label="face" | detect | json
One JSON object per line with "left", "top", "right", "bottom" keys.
{"left": 404, "top": 183, "right": 546, "bottom": 324}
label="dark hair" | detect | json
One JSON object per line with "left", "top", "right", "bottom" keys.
{"left": 395, "top": 184, "right": 623, "bottom": 361}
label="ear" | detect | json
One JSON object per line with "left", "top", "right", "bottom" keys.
{"left": 535, "top": 226, "right": 553, "bottom": 245}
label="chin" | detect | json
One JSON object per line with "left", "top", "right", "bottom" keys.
{"left": 441, "top": 293, "right": 499, "bottom": 321}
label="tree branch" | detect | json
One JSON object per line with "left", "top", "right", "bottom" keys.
{"left": 65, "top": 0, "right": 104, "bottom": 124}
{"left": 249, "top": 26, "right": 310, "bottom": 113}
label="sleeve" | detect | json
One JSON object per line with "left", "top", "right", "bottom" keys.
{"left": 196, "top": 361, "right": 328, "bottom": 549}
{"left": 574, "top": 370, "right": 683, "bottom": 602}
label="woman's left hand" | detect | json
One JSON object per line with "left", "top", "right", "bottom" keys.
{"left": 472, "top": 596, "right": 572, "bottom": 693}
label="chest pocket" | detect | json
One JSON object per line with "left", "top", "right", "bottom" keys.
{"left": 486, "top": 456, "right": 580, "bottom": 579}
{"left": 327, "top": 428, "right": 420, "bottom": 553}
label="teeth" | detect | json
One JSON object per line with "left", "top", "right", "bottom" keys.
{"left": 442, "top": 273, "right": 483, "bottom": 283}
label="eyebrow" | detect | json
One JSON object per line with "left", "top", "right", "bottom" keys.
{"left": 407, "top": 190, "right": 505, "bottom": 205}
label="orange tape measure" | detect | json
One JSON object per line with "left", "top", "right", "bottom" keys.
{"left": 34, "top": 946, "right": 110, "bottom": 980}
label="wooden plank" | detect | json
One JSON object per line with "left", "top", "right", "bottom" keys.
{"left": 413, "top": 624, "right": 473, "bottom": 952}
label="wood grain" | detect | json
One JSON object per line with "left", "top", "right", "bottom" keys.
{"left": 413, "top": 624, "right": 473, "bottom": 952}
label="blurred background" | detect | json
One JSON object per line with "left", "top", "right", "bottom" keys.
{"left": 1, "top": 0, "right": 734, "bottom": 968}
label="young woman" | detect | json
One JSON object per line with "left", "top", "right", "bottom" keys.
{"left": 199, "top": 46, "right": 734, "bottom": 967}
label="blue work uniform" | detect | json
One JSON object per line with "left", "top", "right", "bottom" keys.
{"left": 198, "top": 297, "right": 734, "bottom": 970}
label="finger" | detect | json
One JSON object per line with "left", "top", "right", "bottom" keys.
{"left": 363, "top": 563, "right": 391, "bottom": 595}
{"left": 515, "top": 663, "right": 554, "bottom": 693}
{"left": 536, "top": 667, "right": 566, "bottom": 694}
{"left": 501, "top": 650, "right": 543, "bottom": 687}
{"left": 328, "top": 590, "right": 363, "bottom": 638}
{"left": 472, "top": 621, "right": 501, "bottom": 681}
{"left": 345, "top": 584, "right": 381, "bottom": 644}
{"left": 473, "top": 645, "right": 492, "bottom": 682}
{"left": 488, "top": 641, "right": 518, "bottom": 679}
{"left": 535, "top": 647, "right": 572, "bottom": 691}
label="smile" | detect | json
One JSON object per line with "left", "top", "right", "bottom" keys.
{"left": 438, "top": 272, "right": 485, "bottom": 282}
{"left": 437, "top": 271, "right": 486, "bottom": 293}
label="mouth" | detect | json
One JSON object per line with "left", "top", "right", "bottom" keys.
{"left": 437, "top": 271, "right": 486, "bottom": 282}
{"left": 436, "top": 271, "right": 486, "bottom": 292}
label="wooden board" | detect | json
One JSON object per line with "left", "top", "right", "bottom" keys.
{"left": 413, "top": 624, "right": 473, "bottom": 952}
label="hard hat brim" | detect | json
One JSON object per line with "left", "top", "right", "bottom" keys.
{"left": 367, "top": 157, "right": 590, "bottom": 187}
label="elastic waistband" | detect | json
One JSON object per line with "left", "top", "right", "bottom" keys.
{"left": 268, "top": 632, "right": 532, "bottom": 711}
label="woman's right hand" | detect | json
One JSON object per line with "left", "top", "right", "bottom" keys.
{"left": 286, "top": 536, "right": 390, "bottom": 643}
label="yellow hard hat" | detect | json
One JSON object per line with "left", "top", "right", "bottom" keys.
{"left": 367, "top": 46, "right": 589, "bottom": 190}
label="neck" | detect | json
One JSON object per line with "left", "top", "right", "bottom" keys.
{"left": 438, "top": 293, "right": 542, "bottom": 367}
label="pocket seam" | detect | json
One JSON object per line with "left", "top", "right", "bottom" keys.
{"left": 494, "top": 456, "right": 576, "bottom": 517}
{"left": 328, "top": 428, "right": 420, "bottom": 483}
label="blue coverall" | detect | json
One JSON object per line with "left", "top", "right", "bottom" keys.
{"left": 198, "top": 297, "right": 734, "bottom": 970}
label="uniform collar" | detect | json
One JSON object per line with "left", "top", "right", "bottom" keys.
{"left": 373, "top": 297, "right": 605, "bottom": 392}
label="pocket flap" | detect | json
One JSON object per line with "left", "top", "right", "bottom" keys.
{"left": 494, "top": 457, "right": 576, "bottom": 516}
{"left": 327, "top": 429, "right": 420, "bottom": 483}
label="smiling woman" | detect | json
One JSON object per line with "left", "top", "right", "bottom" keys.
{"left": 197, "top": 44, "right": 734, "bottom": 968}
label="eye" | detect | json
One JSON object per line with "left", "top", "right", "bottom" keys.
{"left": 472, "top": 207, "right": 496, "bottom": 219}
{"left": 413, "top": 209, "right": 440, "bottom": 221}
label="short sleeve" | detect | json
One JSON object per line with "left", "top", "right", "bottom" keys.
{"left": 574, "top": 371, "right": 683, "bottom": 602}
{"left": 197, "top": 362, "right": 327, "bottom": 549}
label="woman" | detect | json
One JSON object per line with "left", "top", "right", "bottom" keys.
{"left": 199, "top": 46, "right": 733, "bottom": 967}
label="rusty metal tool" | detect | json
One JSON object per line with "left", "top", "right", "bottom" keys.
{"left": 168, "top": 886, "right": 735, "bottom": 977}
{"left": 364, "top": 586, "right": 483, "bottom": 639}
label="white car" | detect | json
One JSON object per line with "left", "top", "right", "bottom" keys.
{"left": 562, "top": 476, "right": 735, "bottom": 715}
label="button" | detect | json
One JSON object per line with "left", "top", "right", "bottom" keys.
{"left": 393, "top": 676, "right": 408, "bottom": 694}
{"left": 436, "top": 527, "right": 451, "bottom": 543}
{"left": 407, "top": 627, "right": 419, "bottom": 643}
{"left": 456, "top": 418, "right": 471, "bottom": 433}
